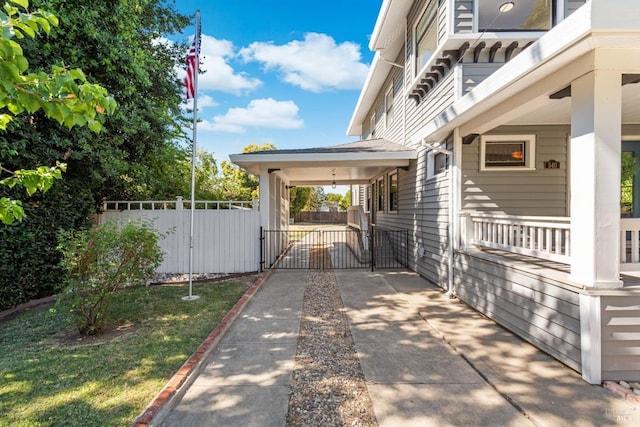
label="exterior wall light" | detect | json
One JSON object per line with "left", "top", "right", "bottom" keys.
{"left": 499, "top": 2, "right": 515, "bottom": 13}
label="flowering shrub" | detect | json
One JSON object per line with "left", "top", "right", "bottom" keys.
{"left": 57, "top": 220, "right": 163, "bottom": 335}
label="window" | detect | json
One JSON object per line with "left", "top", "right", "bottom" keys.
{"left": 426, "top": 148, "right": 449, "bottom": 179}
{"left": 385, "top": 84, "right": 394, "bottom": 128}
{"left": 477, "top": 0, "right": 553, "bottom": 32}
{"left": 370, "top": 113, "right": 376, "bottom": 138}
{"left": 389, "top": 173, "right": 398, "bottom": 212}
{"left": 415, "top": 0, "right": 438, "bottom": 75}
{"left": 480, "top": 134, "right": 536, "bottom": 171}
{"left": 377, "top": 178, "right": 384, "bottom": 211}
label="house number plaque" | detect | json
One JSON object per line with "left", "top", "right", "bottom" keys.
{"left": 545, "top": 160, "right": 560, "bottom": 169}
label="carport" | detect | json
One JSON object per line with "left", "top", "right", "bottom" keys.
{"left": 229, "top": 139, "right": 418, "bottom": 270}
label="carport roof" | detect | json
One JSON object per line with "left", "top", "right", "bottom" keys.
{"left": 229, "top": 138, "right": 417, "bottom": 186}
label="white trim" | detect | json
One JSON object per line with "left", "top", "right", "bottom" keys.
{"left": 426, "top": 149, "right": 448, "bottom": 180}
{"left": 579, "top": 294, "right": 602, "bottom": 384}
{"left": 479, "top": 134, "right": 536, "bottom": 171}
{"left": 473, "top": 0, "right": 554, "bottom": 33}
{"left": 370, "top": 113, "right": 376, "bottom": 138}
{"left": 388, "top": 171, "right": 398, "bottom": 212}
{"left": 384, "top": 83, "right": 394, "bottom": 129}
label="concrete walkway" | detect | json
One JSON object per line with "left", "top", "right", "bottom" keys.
{"left": 160, "top": 269, "right": 637, "bottom": 427}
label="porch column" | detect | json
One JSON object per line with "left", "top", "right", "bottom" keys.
{"left": 259, "top": 170, "right": 270, "bottom": 229}
{"left": 569, "top": 69, "right": 623, "bottom": 288}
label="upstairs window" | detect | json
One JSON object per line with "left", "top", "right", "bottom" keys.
{"left": 478, "top": 0, "right": 553, "bottom": 32}
{"left": 415, "top": 0, "right": 438, "bottom": 75}
{"left": 385, "top": 84, "right": 394, "bottom": 128}
{"left": 370, "top": 113, "right": 376, "bottom": 139}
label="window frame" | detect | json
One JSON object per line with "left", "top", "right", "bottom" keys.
{"left": 376, "top": 177, "right": 385, "bottom": 212}
{"left": 370, "top": 113, "right": 376, "bottom": 139}
{"left": 389, "top": 172, "right": 398, "bottom": 212}
{"left": 385, "top": 84, "right": 394, "bottom": 128}
{"left": 480, "top": 134, "right": 536, "bottom": 171}
{"left": 414, "top": 0, "right": 438, "bottom": 77}
{"left": 426, "top": 148, "right": 449, "bottom": 180}
{"left": 475, "top": 0, "right": 555, "bottom": 33}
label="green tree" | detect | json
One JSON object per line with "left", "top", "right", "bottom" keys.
{"left": 340, "top": 189, "right": 351, "bottom": 211}
{"left": 305, "top": 186, "right": 326, "bottom": 211}
{"left": 0, "top": 0, "right": 188, "bottom": 310}
{"left": 326, "top": 192, "right": 342, "bottom": 211}
{"left": 290, "top": 187, "right": 311, "bottom": 216}
{"left": 219, "top": 143, "right": 276, "bottom": 200}
{"left": 0, "top": 0, "right": 115, "bottom": 225}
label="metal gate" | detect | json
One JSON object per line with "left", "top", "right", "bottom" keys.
{"left": 260, "top": 226, "right": 408, "bottom": 271}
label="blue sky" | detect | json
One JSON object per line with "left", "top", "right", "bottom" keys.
{"left": 170, "top": 1, "right": 382, "bottom": 169}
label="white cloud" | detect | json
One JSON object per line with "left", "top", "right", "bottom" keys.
{"left": 198, "top": 35, "right": 262, "bottom": 94}
{"left": 203, "top": 98, "right": 304, "bottom": 133}
{"left": 176, "top": 34, "right": 262, "bottom": 95}
{"left": 239, "top": 33, "right": 369, "bottom": 92}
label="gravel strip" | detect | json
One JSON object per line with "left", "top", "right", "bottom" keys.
{"left": 286, "top": 247, "right": 377, "bottom": 427}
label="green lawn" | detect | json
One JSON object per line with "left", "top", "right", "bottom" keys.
{"left": 0, "top": 278, "right": 252, "bottom": 427}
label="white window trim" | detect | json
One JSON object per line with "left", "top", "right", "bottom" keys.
{"left": 426, "top": 149, "right": 448, "bottom": 180}
{"left": 473, "top": 0, "right": 554, "bottom": 33}
{"left": 388, "top": 171, "right": 398, "bottom": 213}
{"left": 414, "top": 0, "right": 438, "bottom": 78}
{"left": 480, "top": 134, "right": 536, "bottom": 171}
{"left": 370, "top": 113, "right": 376, "bottom": 139}
{"left": 385, "top": 84, "right": 394, "bottom": 129}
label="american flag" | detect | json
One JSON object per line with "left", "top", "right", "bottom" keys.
{"left": 184, "top": 20, "right": 201, "bottom": 100}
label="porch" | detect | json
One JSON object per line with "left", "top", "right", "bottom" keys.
{"left": 460, "top": 212, "right": 640, "bottom": 282}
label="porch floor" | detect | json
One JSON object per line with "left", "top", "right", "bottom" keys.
{"left": 472, "top": 247, "right": 640, "bottom": 290}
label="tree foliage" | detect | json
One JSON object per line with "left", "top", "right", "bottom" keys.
{"left": 219, "top": 143, "right": 276, "bottom": 200}
{"left": 0, "top": 0, "right": 189, "bottom": 310}
{"left": 0, "top": 0, "right": 116, "bottom": 225}
{"left": 290, "top": 187, "right": 311, "bottom": 215}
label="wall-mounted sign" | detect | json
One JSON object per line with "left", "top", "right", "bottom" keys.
{"left": 545, "top": 160, "right": 560, "bottom": 169}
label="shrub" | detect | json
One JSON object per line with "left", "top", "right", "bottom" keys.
{"left": 57, "top": 220, "right": 163, "bottom": 335}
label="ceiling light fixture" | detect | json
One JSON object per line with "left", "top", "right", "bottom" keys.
{"left": 499, "top": 1, "right": 515, "bottom": 12}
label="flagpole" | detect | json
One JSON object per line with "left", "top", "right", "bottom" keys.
{"left": 183, "top": 10, "right": 201, "bottom": 301}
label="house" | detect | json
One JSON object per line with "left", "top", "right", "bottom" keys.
{"left": 230, "top": 0, "right": 640, "bottom": 384}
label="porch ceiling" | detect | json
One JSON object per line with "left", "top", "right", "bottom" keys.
{"left": 229, "top": 139, "right": 418, "bottom": 186}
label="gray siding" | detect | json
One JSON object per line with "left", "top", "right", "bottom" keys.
{"left": 405, "top": 72, "right": 456, "bottom": 139}
{"left": 454, "top": 0, "right": 473, "bottom": 33}
{"left": 462, "top": 126, "right": 569, "bottom": 216}
{"left": 373, "top": 140, "right": 453, "bottom": 286}
{"left": 437, "top": 0, "right": 449, "bottom": 45}
{"left": 455, "top": 252, "right": 582, "bottom": 371}
{"left": 601, "top": 295, "right": 640, "bottom": 381}
{"left": 461, "top": 63, "right": 503, "bottom": 94}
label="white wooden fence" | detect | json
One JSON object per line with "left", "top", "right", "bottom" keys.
{"left": 97, "top": 198, "right": 260, "bottom": 274}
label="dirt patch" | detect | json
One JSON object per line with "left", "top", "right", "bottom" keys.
{"left": 47, "top": 320, "right": 139, "bottom": 349}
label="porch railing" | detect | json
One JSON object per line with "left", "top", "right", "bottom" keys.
{"left": 461, "top": 213, "right": 640, "bottom": 271}
{"left": 461, "top": 212, "right": 571, "bottom": 263}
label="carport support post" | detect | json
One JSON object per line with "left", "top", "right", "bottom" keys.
{"left": 259, "top": 170, "right": 273, "bottom": 268}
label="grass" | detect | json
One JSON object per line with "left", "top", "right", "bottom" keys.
{"left": 0, "top": 278, "right": 252, "bottom": 427}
